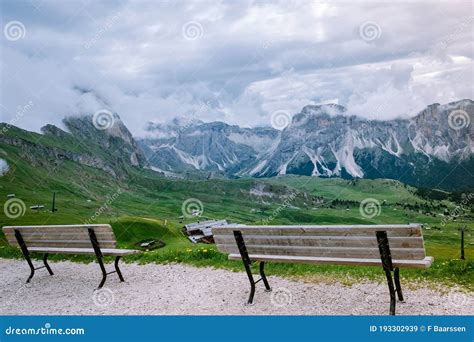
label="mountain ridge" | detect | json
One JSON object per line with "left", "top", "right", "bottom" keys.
{"left": 139, "top": 99, "right": 473, "bottom": 190}
{"left": 0, "top": 112, "right": 147, "bottom": 179}
{"left": 0, "top": 100, "right": 472, "bottom": 190}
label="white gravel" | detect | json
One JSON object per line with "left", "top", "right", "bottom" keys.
{"left": 0, "top": 258, "right": 472, "bottom": 315}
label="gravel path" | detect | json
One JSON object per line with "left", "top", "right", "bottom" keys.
{"left": 0, "top": 258, "right": 472, "bottom": 315}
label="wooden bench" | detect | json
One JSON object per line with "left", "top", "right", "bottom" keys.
{"left": 213, "top": 224, "right": 433, "bottom": 315}
{"left": 2, "top": 224, "right": 141, "bottom": 289}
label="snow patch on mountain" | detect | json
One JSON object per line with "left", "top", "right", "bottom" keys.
{"left": 248, "top": 159, "right": 269, "bottom": 175}
{"left": 139, "top": 100, "right": 473, "bottom": 186}
{"left": 377, "top": 132, "right": 403, "bottom": 157}
{"left": 332, "top": 133, "right": 365, "bottom": 178}
{"left": 171, "top": 146, "right": 203, "bottom": 169}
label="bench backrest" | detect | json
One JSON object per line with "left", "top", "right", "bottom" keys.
{"left": 212, "top": 224, "right": 426, "bottom": 260}
{"left": 2, "top": 224, "right": 117, "bottom": 249}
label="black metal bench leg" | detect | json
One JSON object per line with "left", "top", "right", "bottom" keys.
{"left": 234, "top": 230, "right": 257, "bottom": 305}
{"left": 14, "top": 230, "right": 35, "bottom": 283}
{"left": 97, "top": 256, "right": 107, "bottom": 289}
{"left": 393, "top": 267, "right": 404, "bottom": 301}
{"left": 25, "top": 255, "right": 35, "bottom": 283}
{"left": 259, "top": 262, "right": 271, "bottom": 292}
{"left": 243, "top": 257, "right": 256, "bottom": 304}
{"left": 43, "top": 254, "right": 54, "bottom": 276}
{"left": 247, "top": 279, "right": 256, "bottom": 305}
{"left": 114, "top": 256, "right": 124, "bottom": 282}
{"left": 88, "top": 228, "right": 108, "bottom": 289}
{"left": 383, "top": 268, "right": 396, "bottom": 316}
{"left": 376, "top": 231, "right": 398, "bottom": 315}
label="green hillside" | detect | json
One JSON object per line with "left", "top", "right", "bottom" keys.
{"left": 0, "top": 144, "right": 472, "bottom": 289}
{"left": 0, "top": 121, "right": 472, "bottom": 289}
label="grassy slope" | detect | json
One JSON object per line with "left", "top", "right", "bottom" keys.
{"left": 0, "top": 143, "right": 472, "bottom": 289}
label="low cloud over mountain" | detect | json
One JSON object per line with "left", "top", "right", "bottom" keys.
{"left": 140, "top": 100, "right": 473, "bottom": 190}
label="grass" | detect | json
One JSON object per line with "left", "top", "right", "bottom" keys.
{"left": 0, "top": 144, "right": 472, "bottom": 289}
{"left": 0, "top": 202, "right": 472, "bottom": 290}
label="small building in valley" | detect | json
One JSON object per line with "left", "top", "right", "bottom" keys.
{"left": 184, "top": 219, "right": 230, "bottom": 243}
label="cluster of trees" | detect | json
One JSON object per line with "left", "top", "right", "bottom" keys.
{"left": 395, "top": 202, "right": 447, "bottom": 217}
{"left": 326, "top": 198, "right": 361, "bottom": 209}
{"left": 416, "top": 188, "right": 474, "bottom": 205}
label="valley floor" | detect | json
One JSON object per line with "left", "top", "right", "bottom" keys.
{"left": 0, "top": 258, "right": 472, "bottom": 316}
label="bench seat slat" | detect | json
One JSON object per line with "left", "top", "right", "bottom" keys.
{"left": 2, "top": 225, "right": 117, "bottom": 249}
{"left": 214, "top": 235, "right": 424, "bottom": 249}
{"left": 213, "top": 225, "right": 422, "bottom": 237}
{"left": 228, "top": 254, "right": 434, "bottom": 269}
{"left": 2, "top": 224, "right": 140, "bottom": 289}
{"left": 6, "top": 241, "right": 117, "bottom": 248}
{"left": 219, "top": 244, "right": 425, "bottom": 259}
{"left": 3, "top": 224, "right": 111, "bottom": 230}
{"left": 213, "top": 224, "right": 432, "bottom": 268}
{"left": 215, "top": 224, "right": 422, "bottom": 230}
{"left": 3, "top": 231, "right": 115, "bottom": 239}
{"left": 12, "top": 240, "right": 117, "bottom": 244}
{"left": 3, "top": 233, "right": 115, "bottom": 245}
{"left": 3, "top": 227, "right": 112, "bottom": 235}
{"left": 27, "top": 247, "right": 140, "bottom": 256}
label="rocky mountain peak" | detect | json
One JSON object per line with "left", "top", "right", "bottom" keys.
{"left": 292, "top": 103, "right": 350, "bottom": 129}
{"left": 145, "top": 117, "right": 204, "bottom": 138}
{"left": 301, "top": 103, "right": 347, "bottom": 115}
{"left": 139, "top": 100, "right": 473, "bottom": 190}
{"left": 5, "top": 99, "right": 471, "bottom": 190}
{"left": 40, "top": 124, "right": 70, "bottom": 139}
{"left": 62, "top": 113, "right": 147, "bottom": 168}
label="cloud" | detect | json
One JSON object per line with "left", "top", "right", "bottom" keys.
{"left": 0, "top": 1, "right": 472, "bottom": 136}
{"left": 0, "top": 158, "right": 9, "bottom": 176}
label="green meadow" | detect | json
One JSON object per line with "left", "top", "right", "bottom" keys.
{"left": 0, "top": 157, "right": 472, "bottom": 289}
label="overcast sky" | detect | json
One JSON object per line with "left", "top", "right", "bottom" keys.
{"left": 1, "top": 0, "right": 473, "bottom": 136}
